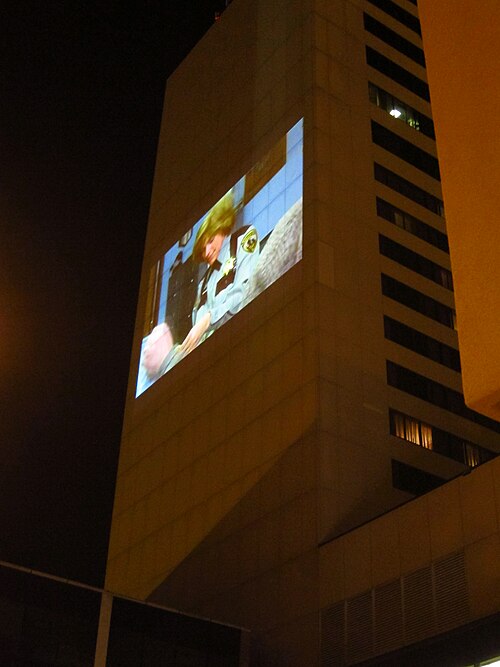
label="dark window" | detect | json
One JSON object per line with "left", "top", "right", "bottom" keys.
{"left": 384, "top": 316, "right": 460, "bottom": 371}
{"left": 366, "top": 0, "right": 422, "bottom": 35}
{"left": 389, "top": 409, "right": 496, "bottom": 467}
{"left": 374, "top": 163, "right": 444, "bottom": 216}
{"left": 107, "top": 597, "right": 242, "bottom": 667}
{"left": 376, "top": 198, "right": 449, "bottom": 252}
{"left": 372, "top": 121, "right": 440, "bottom": 180}
{"left": 379, "top": 235, "right": 453, "bottom": 289}
{"left": 381, "top": 274, "right": 456, "bottom": 328}
{"left": 366, "top": 47, "right": 430, "bottom": 101}
{"left": 386, "top": 361, "right": 500, "bottom": 433}
{"left": 364, "top": 13, "right": 425, "bottom": 66}
{"left": 392, "top": 459, "right": 444, "bottom": 495}
{"left": 369, "top": 82, "right": 435, "bottom": 139}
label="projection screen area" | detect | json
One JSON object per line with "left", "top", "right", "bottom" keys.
{"left": 136, "top": 118, "right": 303, "bottom": 397}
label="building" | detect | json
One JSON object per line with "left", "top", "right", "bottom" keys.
{"left": 417, "top": 0, "right": 500, "bottom": 423}
{"left": 106, "top": 0, "right": 500, "bottom": 664}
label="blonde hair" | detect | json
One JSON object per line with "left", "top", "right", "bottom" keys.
{"left": 193, "top": 190, "right": 235, "bottom": 263}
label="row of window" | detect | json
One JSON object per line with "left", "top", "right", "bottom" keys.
{"left": 366, "top": 0, "right": 421, "bottom": 36}
{"left": 364, "top": 13, "right": 425, "bottom": 66}
{"left": 381, "top": 274, "right": 456, "bottom": 329}
{"left": 367, "top": 0, "right": 500, "bottom": 494}
{"left": 389, "top": 409, "right": 495, "bottom": 468}
{"left": 384, "top": 316, "right": 460, "bottom": 371}
{"left": 369, "top": 82, "right": 435, "bottom": 139}
{"left": 372, "top": 121, "right": 440, "bottom": 180}
{"left": 375, "top": 163, "right": 444, "bottom": 216}
{"left": 379, "top": 235, "right": 453, "bottom": 289}
{"left": 366, "top": 47, "right": 430, "bottom": 102}
{"left": 392, "top": 459, "right": 444, "bottom": 496}
{"left": 394, "top": 411, "right": 494, "bottom": 468}
{"left": 376, "top": 198, "right": 449, "bottom": 252}
{"left": 386, "top": 361, "right": 500, "bottom": 434}
{"left": 366, "top": 10, "right": 499, "bottom": 496}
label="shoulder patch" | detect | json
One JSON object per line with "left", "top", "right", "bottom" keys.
{"left": 241, "top": 228, "right": 257, "bottom": 253}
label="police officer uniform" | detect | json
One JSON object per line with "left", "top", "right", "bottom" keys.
{"left": 193, "top": 225, "right": 259, "bottom": 333}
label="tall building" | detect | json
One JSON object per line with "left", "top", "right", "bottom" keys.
{"left": 106, "top": 0, "right": 500, "bottom": 664}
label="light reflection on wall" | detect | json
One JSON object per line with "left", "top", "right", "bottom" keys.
{"left": 136, "top": 119, "right": 303, "bottom": 397}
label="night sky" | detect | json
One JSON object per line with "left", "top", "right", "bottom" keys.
{"left": 1, "top": 1, "right": 224, "bottom": 587}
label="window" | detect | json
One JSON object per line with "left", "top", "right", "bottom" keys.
{"left": 384, "top": 317, "right": 460, "bottom": 370}
{"left": 386, "top": 361, "right": 500, "bottom": 433}
{"left": 364, "top": 14, "right": 425, "bottom": 66}
{"left": 390, "top": 409, "right": 432, "bottom": 447}
{"left": 381, "top": 275, "right": 456, "bottom": 328}
{"left": 375, "top": 163, "right": 444, "bottom": 216}
{"left": 379, "top": 235, "right": 453, "bottom": 289}
{"left": 366, "top": 47, "right": 430, "bottom": 101}
{"left": 372, "top": 122, "right": 440, "bottom": 180}
{"left": 392, "top": 459, "right": 444, "bottom": 496}
{"left": 389, "top": 409, "right": 495, "bottom": 467}
{"left": 366, "top": 0, "right": 422, "bottom": 36}
{"left": 369, "top": 83, "right": 435, "bottom": 138}
{"left": 376, "top": 198, "right": 448, "bottom": 252}
{"left": 464, "top": 443, "right": 480, "bottom": 468}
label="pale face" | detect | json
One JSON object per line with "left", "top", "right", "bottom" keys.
{"left": 203, "top": 233, "right": 225, "bottom": 266}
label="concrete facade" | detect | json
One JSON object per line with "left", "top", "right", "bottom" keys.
{"left": 418, "top": 0, "right": 500, "bottom": 422}
{"left": 320, "top": 455, "right": 500, "bottom": 664}
{"left": 106, "top": 0, "right": 500, "bottom": 664}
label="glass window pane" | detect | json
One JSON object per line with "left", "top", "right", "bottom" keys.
{"left": 464, "top": 443, "right": 480, "bottom": 468}
{"left": 405, "top": 416, "right": 421, "bottom": 445}
{"left": 421, "top": 424, "right": 433, "bottom": 449}
{"left": 392, "top": 412, "right": 406, "bottom": 439}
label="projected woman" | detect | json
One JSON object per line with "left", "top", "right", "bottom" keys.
{"left": 180, "top": 190, "right": 260, "bottom": 354}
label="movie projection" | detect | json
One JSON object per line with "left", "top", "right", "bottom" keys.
{"left": 136, "top": 119, "right": 303, "bottom": 396}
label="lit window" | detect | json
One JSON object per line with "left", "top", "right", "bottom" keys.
{"left": 390, "top": 410, "right": 433, "bottom": 450}
{"left": 421, "top": 423, "right": 433, "bottom": 449}
{"left": 389, "top": 408, "right": 496, "bottom": 466}
{"left": 464, "top": 443, "right": 480, "bottom": 468}
{"left": 406, "top": 415, "right": 421, "bottom": 445}
{"left": 392, "top": 412, "right": 406, "bottom": 439}
{"left": 407, "top": 117, "right": 420, "bottom": 131}
{"left": 368, "top": 82, "right": 435, "bottom": 138}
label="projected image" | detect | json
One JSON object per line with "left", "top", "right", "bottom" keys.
{"left": 136, "top": 118, "right": 303, "bottom": 396}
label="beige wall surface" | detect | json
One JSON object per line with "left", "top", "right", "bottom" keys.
{"left": 320, "top": 456, "right": 500, "bottom": 663}
{"left": 418, "top": 0, "right": 500, "bottom": 421}
{"left": 107, "top": 2, "right": 324, "bottom": 661}
{"left": 108, "top": 0, "right": 316, "bottom": 601}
